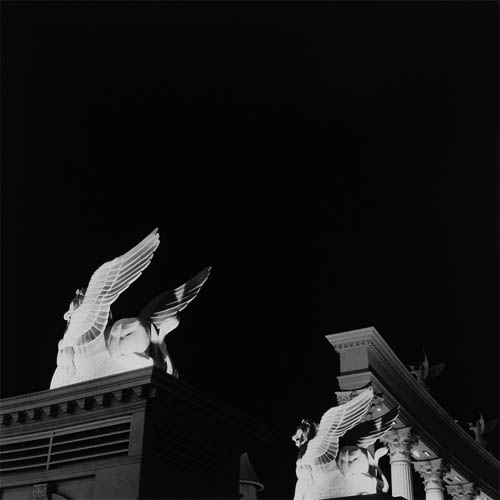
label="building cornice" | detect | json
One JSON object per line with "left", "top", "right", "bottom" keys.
{"left": 0, "top": 367, "right": 277, "bottom": 446}
{"left": 326, "top": 327, "right": 500, "bottom": 498}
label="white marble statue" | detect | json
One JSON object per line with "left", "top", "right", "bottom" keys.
{"left": 292, "top": 387, "right": 399, "bottom": 499}
{"left": 408, "top": 351, "right": 445, "bottom": 390}
{"left": 50, "top": 228, "right": 211, "bottom": 389}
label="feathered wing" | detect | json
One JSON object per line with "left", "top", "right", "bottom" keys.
{"left": 340, "top": 406, "right": 400, "bottom": 449}
{"left": 138, "top": 266, "right": 211, "bottom": 337}
{"left": 428, "top": 362, "right": 445, "bottom": 381}
{"left": 478, "top": 413, "right": 485, "bottom": 435}
{"left": 300, "top": 388, "right": 373, "bottom": 467}
{"left": 62, "top": 228, "right": 160, "bottom": 347}
{"left": 484, "top": 418, "right": 498, "bottom": 435}
{"left": 422, "top": 351, "right": 430, "bottom": 379}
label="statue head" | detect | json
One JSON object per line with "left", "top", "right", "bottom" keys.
{"left": 63, "top": 288, "right": 86, "bottom": 322}
{"left": 292, "top": 418, "right": 318, "bottom": 449}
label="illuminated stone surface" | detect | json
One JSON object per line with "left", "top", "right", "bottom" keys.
{"left": 50, "top": 228, "right": 211, "bottom": 389}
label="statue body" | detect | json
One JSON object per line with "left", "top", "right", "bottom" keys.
{"left": 292, "top": 389, "right": 397, "bottom": 499}
{"left": 50, "top": 229, "right": 210, "bottom": 389}
{"left": 294, "top": 458, "right": 379, "bottom": 500}
{"left": 50, "top": 318, "right": 174, "bottom": 388}
{"left": 408, "top": 351, "right": 445, "bottom": 391}
{"left": 467, "top": 413, "right": 498, "bottom": 449}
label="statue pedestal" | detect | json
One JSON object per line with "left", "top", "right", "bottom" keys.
{"left": 0, "top": 367, "right": 275, "bottom": 499}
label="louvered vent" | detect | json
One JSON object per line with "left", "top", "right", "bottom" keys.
{"left": 0, "top": 415, "right": 131, "bottom": 475}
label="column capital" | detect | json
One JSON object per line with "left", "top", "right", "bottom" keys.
{"left": 413, "top": 458, "right": 449, "bottom": 492}
{"left": 380, "top": 427, "right": 419, "bottom": 462}
{"left": 445, "top": 482, "right": 480, "bottom": 500}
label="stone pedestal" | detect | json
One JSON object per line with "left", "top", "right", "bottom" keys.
{"left": 0, "top": 367, "right": 275, "bottom": 500}
{"left": 414, "top": 458, "right": 448, "bottom": 500}
{"left": 381, "top": 427, "right": 418, "bottom": 500}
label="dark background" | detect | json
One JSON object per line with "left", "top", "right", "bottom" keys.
{"left": 1, "top": 2, "right": 498, "bottom": 498}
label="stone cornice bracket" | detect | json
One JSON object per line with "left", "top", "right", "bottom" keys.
{"left": 413, "top": 458, "right": 449, "bottom": 491}
{"left": 0, "top": 382, "right": 158, "bottom": 427}
{"left": 446, "top": 482, "right": 480, "bottom": 500}
{"left": 331, "top": 337, "right": 374, "bottom": 352}
{"left": 381, "top": 427, "right": 419, "bottom": 463}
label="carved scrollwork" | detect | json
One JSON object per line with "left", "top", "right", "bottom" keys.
{"left": 380, "top": 427, "right": 419, "bottom": 462}
{"left": 414, "top": 458, "right": 449, "bottom": 491}
{"left": 445, "top": 482, "right": 480, "bottom": 500}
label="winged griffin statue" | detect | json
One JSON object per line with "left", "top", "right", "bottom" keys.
{"left": 292, "top": 387, "right": 399, "bottom": 499}
{"left": 466, "top": 413, "right": 498, "bottom": 448}
{"left": 50, "top": 228, "right": 210, "bottom": 389}
{"left": 408, "top": 351, "right": 445, "bottom": 391}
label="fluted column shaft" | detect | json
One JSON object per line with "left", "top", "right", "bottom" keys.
{"left": 414, "top": 458, "right": 448, "bottom": 500}
{"left": 381, "top": 427, "right": 418, "bottom": 500}
{"left": 391, "top": 459, "right": 414, "bottom": 499}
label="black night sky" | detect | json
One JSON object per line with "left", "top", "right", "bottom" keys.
{"left": 1, "top": 2, "right": 499, "bottom": 498}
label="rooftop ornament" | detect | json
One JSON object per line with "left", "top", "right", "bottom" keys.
{"left": 50, "top": 228, "right": 211, "bottom": 389}
{"left": 407, "top": 350, "right": 445, "bottom": 392}
{"left": 465, "top": 413, "right": 498, "bottom": 449}
{"left": 291, "top": 386, "right": 399, "bottom": 499}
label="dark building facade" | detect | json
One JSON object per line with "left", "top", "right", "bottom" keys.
{"left": 0, "top": 367, "right": 275, "bottom": 500}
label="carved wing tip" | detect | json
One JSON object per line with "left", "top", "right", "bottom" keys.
{"left": 150, "top": 227, "right": 160, "bottom": 242}
{"left": 199, "top": 265, "right": 212, "bottom": 278}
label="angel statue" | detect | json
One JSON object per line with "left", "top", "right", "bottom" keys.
{"left": 408, "top": 351, "right": 445, "bottom": 391}
{"left": 50, "top": 228, "right": 211, "bottom": 389}
{"left": 291, "top": 387, "right": 399, "bottom": 499}
{"left": 467, "top": 413, "right": 498, "bottom": 448}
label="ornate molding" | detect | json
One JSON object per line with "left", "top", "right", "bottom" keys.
{"left": 414, "top": 458, "right": 449, "bottom": 491}
{"left": 0, "top": 369, "right": 162, "bottom": 430}
{"left": 326, "top": 327, "right": 387, "bottom": 366}
{"left": 331, "top": 338, "right": 374, "bottom": 352}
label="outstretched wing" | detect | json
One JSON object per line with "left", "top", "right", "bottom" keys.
{"left": 340, "top": 406, "right": 400, "bottom": 449}
{"left": 138, "top": 266, "right": 211, "bottom": 331}
{"left": 301, "top": 388, "right": 373, "bottom": 467}
{"left": 478, "top": 413, "right": 485, "bottom": 436}
{"left": 62, "top": 228, "right": 160, "bottom": 347}
{"left": 484, "top": 418, "right": 498, "bottom": 435}
{"left": 428, "top": 362, "right": 445, "bottom": 381}
{"left": 422, "top": 351, "right": 430, "bottom": 379}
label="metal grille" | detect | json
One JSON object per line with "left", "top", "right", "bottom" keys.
{"left": 0, "top": 415, "right": 131, "bottom": 474}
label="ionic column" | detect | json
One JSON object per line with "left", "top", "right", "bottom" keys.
{"left": 381, "top": 427, "right": 418, "bottom": 499}
{"left": 445, "top": 483, "right": 480, "bottom": 500}
{"left": 413, "top": 458, "right": 448, "bottom": 500}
